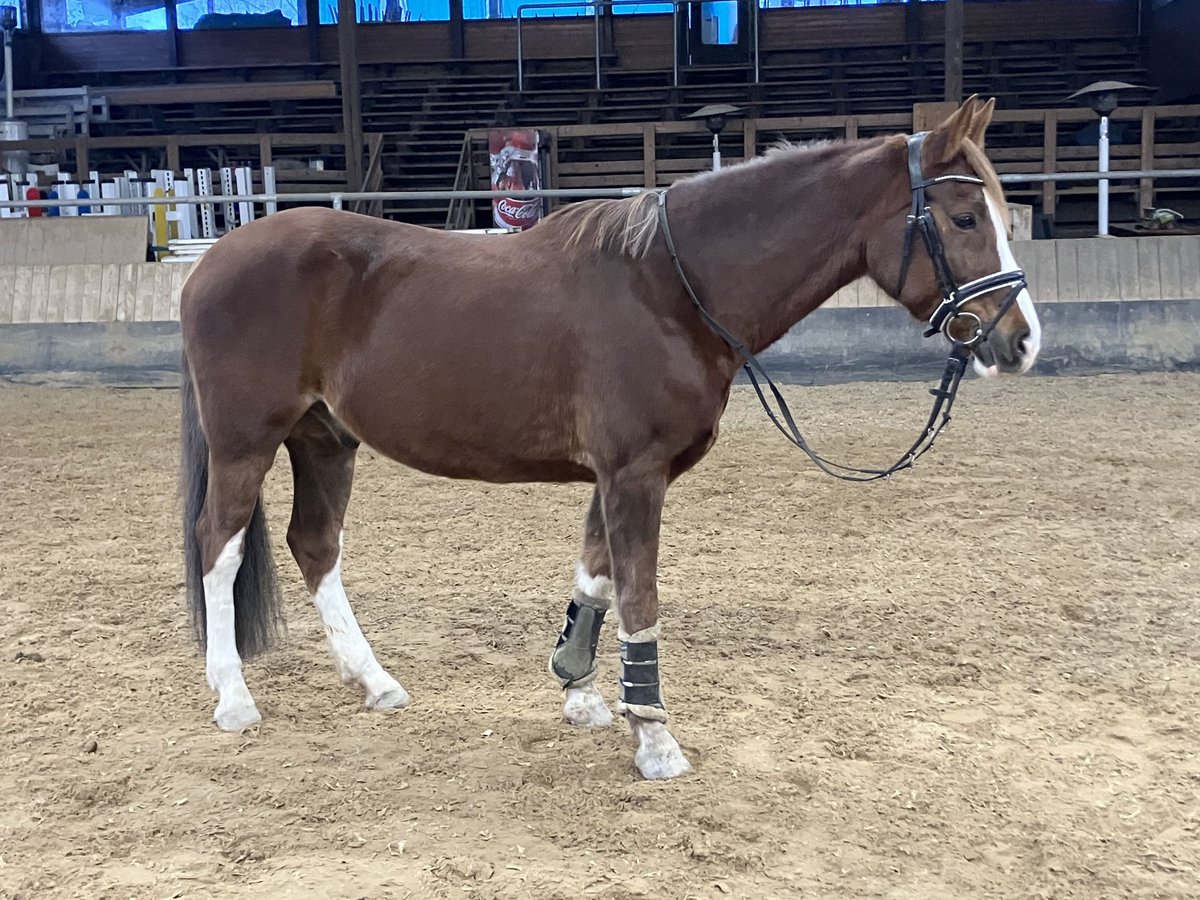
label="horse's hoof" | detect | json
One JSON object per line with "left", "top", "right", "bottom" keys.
{"left": 214, "top": 701, "right": 262, "bottom": 733}
{"left": 366, "top": 685, "right": 411, "bottom": 711}
{"left": 632, "top": 720, "right": 693, "bottom": 780}
{"left": 563, "top": 684, "right": 614, "bottom": 727}
{"left": 635, "top": 744, "right": 693, "bottom": 780}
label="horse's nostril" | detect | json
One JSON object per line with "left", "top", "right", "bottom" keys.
{"left": 1013, "top": 326, "right": 1032, "bottom": 357}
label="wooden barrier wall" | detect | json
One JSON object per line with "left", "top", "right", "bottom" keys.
{"left": 823, "top": 236, "right": 1200, "bottom": 309}
{"left": 0, "top": 217, "right": 149, "bottom": 266}
{"left": 0, "top": 263, "right": 190, "bottom": 325}
{"left": 1, "top": 236, "right": 1197, "bottom": 326}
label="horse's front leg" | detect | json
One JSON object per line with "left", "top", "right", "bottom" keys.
{"left": 549, "top": 487, "right": 615, "bottom": 727}
{"left": 601, "top": 463, "right": 692, "bottom": 780}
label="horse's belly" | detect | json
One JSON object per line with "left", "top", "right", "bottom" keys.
{"left": 327, "top": 380, "right": 591, "bottom": 485}
{"left": 371, "top": 446, "right": 594, "bottom": 484}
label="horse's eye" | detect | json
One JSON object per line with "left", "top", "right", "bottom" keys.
{"left": 952, "top": 214, "right": 977, "bottom": 230}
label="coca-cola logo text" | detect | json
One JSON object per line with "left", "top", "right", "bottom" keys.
{"left": 496, "top": 198, "right": 540, "bottom": 222}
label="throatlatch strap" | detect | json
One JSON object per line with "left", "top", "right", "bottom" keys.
{"left": 549, "top": 594, "right": 608, "bottom": 688}
{"left": 618, "top": 638, "right": 665, "bottom": 713}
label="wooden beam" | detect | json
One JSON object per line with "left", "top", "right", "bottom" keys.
{"left": 165, "top": 0, "right": 179, "bottom": 71}
{"left": 904, "top": 0, "right": 922, "bottom": 44}
{"left": 1042, "top": 109, "right": 1057, "bottom": 218}
{"left": 103, "top": 82, "right": 339, "bottom": 106}
{"left": 913, "top": 101, "right": 958, "bottom": 132}
{"left": 1140, "top": 107, "right": 1155, "bottom": 214}
{"left": 3, "top": 132, "right": 350, "bottom": 154}
{"left": 74, "top": 137, "right": 89, "bottom": 181}
{"left": 943, "top": 0, "right": 963, "bottom": 103}
{"left": 305, "top": 0, "right": 321, "bottom": 62}
{"left": 642, "top": 124, "right": 656, "bottom": 189}
{"left": 337, "top": 0, "right": 364, "bottom": 192}
{"left": 449, "top": 0, "right": 465, "bottom": 61}
{"left": 743, "top": 119, "right": 756, "bottom": 161}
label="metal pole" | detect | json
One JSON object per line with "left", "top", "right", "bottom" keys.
{"left": 594, "top": 3, "right": 601, "bottom": 90}
{"left": 943, "top": 0, "right": 963, "bottom": 102}
{"left": 672, "top": 3, "right": 679, "bottom": 87}
{"left": 1098, "top": 114, "right": 1110, "bottom": 236}
{"left": 996, "top": 169, "right": 1200, "bottom": 184}
{"left": 5, "top": 174, "right": 1196, "bottom": 213}
{"left": 3, "top": 40, "right": 12, "bottom": 120}
{"left": 752, "top": 0, "right": 760, "bottom": 84}
{"left": 1, "top": 186, "right": 653, "bottom": 212}
{"left": 712, "top": 132, "right": 720, "bottom": 172}
{"left": 517, "top": 15, "right": 524, "bottom": 92}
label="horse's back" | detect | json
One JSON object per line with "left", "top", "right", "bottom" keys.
{"left": 180, "top": 207, "right": 421, "bottom": 375}
{"left": 178, "top": 208, "right": 590, "bottom": 478}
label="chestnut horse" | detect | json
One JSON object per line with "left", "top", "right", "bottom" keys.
{"left": 180, "top": 97, "right": 1040, "bottom": 779}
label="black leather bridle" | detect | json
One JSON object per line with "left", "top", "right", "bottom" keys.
{"left": 656, "top": 130, "right": 1029, "bottom": 482}
{"left": 898, "top": 131, "right": 1028, "bottom": 349}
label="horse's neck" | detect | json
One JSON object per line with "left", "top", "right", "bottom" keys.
{"left": 664, "top": 139, "right": 901, "bottom": 355}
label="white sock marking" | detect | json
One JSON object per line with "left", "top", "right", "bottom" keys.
{"left": 313, "top": 532, "right": 409, "bottom": 709}
{"left": 617, "top": 622, "right": 661, "bottom": 643}
{"left": 202, "top": 529, "right": 262, "bottom": 732}
{"left": 575, "top": 562, "right": 616, "bottom": 602}
{"left": 629, "top": 718, "right": 692, "bottom": 780}
{"left": 563, "top": 684, "right": 614, "bottom": 727}
{"left": 983, "top": 195, "right": 1042, "bottom": 376}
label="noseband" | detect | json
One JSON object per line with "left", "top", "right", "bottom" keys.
{"left": 656, "top": 131, "right": 1028, "bottom": 482}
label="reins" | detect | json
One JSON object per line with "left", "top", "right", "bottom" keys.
{"left": 656, "top": 131, "right": 1028, "bottom": 483}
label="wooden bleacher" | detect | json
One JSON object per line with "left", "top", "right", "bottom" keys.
{"left": 9, "top": 2, "right": 1179, "bottom": 232}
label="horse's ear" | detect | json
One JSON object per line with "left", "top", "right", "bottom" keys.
{"left": 923, "top": 96, "right": 979, "bottom": 165}
{"left": 967, "top": 97, "right": 996, "bottom": 149}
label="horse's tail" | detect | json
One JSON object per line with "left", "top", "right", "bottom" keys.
{"left": 180, "top": 349, "right": 283, "bottom": 658}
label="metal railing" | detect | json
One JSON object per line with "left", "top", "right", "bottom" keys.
{"left": 2, "top": 173, "right": 1197, "bottom": 228}
{"left": 0, "top": 186, "right": 650, "bottom": 215}
{"left": 516, "top": 0, "right": 761, "bottom": 91}
{"left": 995, "top": 170, "right": 1199, "bottom": 186}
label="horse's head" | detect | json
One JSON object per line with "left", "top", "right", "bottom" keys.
{"left": 865, "top": 96, "right": 1041, "bottom": 377}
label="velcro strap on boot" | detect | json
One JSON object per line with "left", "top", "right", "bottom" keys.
{"left": 615, "top": 627, "right": 667, "bottom": 723}
{"left": 548, "top": 591, "right": 609, "bottom": 688}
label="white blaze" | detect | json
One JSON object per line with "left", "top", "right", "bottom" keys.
{"left": 981, "top": 194, "right": 1042, "bottom": 376}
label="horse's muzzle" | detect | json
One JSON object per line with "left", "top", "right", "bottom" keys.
{"left": 973, "top": 322, "right": 1036, "bottom": 377}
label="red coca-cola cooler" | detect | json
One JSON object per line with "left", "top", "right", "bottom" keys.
{"left": 488, "top": 129, "right": 550, "bottom": 231}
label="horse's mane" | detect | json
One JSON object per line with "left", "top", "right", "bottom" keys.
{"left": 543, "top": 134, "right": 1009, "bottom": 257}
{"left": 546, "top": 190, "right": 662, "bottom": 259}
{"left": 544, "top": 138, "right": 839, "bottom": 260}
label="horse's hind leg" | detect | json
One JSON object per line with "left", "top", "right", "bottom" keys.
{"left": 285, "top": 406, "right": 409, "bottom": 711}
{"left": 196, "top": 450, "right": 280, "bottom": 732}
{"left": 549, "top": 487, "right": 615, "bottom": 727}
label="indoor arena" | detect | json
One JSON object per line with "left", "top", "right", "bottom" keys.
{"left": 1, "top": 0, "right": 1198, "bottom": 897}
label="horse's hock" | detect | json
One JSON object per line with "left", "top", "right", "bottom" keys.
{"left": 1, "top": 218, "right": 1197, "bottom": 379}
